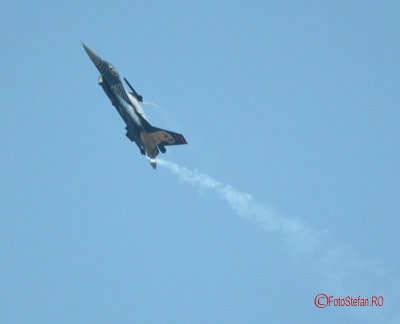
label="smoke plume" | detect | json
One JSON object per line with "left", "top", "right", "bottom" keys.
{"left": 156, "top": 158, "right": 395, "bottom": 312}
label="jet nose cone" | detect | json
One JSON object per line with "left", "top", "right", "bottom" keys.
{"left": 82, "top": 42, "right": 102, "bottom": 68}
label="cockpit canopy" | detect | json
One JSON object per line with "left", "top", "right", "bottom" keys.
{"left": 108, "top": 64, "right": 119, "bottom": 77}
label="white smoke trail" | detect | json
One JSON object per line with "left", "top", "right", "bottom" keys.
{"left": 156, "top": 159, "right": 396, "bottom": 305}
{"left": 157, "top": 159, "right": 323, "bottom": 254}
{"left": 157, "top": 159, "right": 322, "bottom": 255}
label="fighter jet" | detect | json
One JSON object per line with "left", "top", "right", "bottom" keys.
{"left": 82, "top": 42, "right": 187, "bottom": 169}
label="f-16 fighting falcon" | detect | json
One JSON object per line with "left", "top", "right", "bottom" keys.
{"left": 82, "top": 42, "right": 187, "bottom": 169}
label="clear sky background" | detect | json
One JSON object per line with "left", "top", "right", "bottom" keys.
{"left": 1, "top": 1, "right": 399, "bottom": 323}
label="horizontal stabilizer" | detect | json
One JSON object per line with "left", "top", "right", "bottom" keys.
{"left": 149, "top": 127, "right": 187, "bottom": 146}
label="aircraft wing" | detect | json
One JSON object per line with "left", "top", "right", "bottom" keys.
{"left": 148, "top": 127, "right": 187, "bottom": 146}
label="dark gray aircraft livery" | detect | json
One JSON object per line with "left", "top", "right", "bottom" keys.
{"left": 82, "top": 43, "right": 187, "bottom": 169}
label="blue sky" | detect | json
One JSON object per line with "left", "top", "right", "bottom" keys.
{"left": 1, "top": 1, "right": 399, "bottom": 323}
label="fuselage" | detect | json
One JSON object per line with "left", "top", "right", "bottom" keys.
{"left": 99, "top": 75, "right": 142, "bottom": 128}
{"left": 87, "top": 49, "right": 152, "bottom": 155}
{"left": 82, "top": 42, "right": 188, "bottom": 167}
